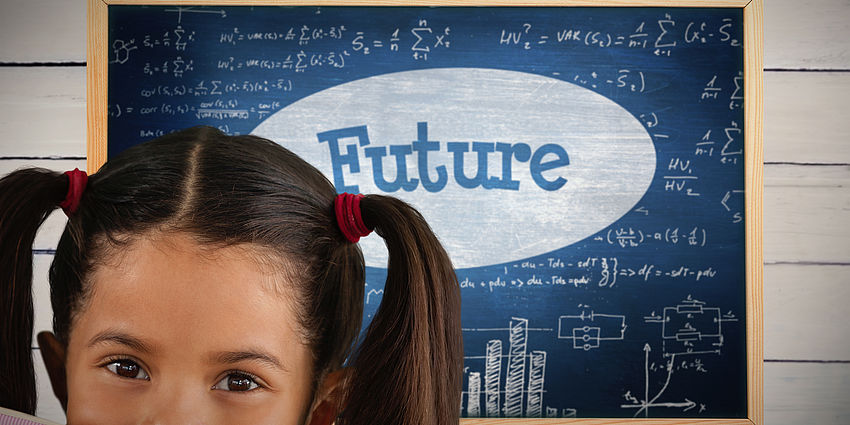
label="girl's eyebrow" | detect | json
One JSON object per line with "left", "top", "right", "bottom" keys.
{"left": 209, "top": 349, "right": 290, "bottom": 373}
{"left": 87, "top": 329, "right": 156, "bottom": 354}
{"left": 87, "top": 331, "right": 290, "bottom": 373}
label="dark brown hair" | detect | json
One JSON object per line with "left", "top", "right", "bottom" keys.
{"left": 0, "top": 126, "right": 462, "bottom": 424}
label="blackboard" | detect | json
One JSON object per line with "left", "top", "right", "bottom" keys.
{"left": 90, "top": 1, "right": 764, "bottom": 423}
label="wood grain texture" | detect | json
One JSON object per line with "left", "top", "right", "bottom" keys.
{"left": 764, "top": 264, "right": 850, "bottom": 361}
{"left": 743, "top": 1, "right": 763, "bottom": 422}
{"left": 764, "top": 71, "right": 850, "bottom": 164}
{"left": 0, "top": 68, "right": 86, "bottom": 157}
{"left": 764, "top": 362, "right": 850, "bottom": 425}
{"left": 87, "top": 0, "right": 108, "bottom": 173}
{"left": 763, "top": 0, "right": 850, "bottom": 70}
{"left": 764, "top": 164, "right": 850, "bottom": 264}
{"left": 0, "top": 0, "right": 85, "bottom": 63}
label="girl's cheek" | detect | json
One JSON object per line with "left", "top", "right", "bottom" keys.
{"left": 64, "top": 365, "right": 140, "bottom": 425}
{"left": 66, "top": 383, "right": 141, "bottom": 425}
{"left": 210, "top": 405, "right": 297, "bottom": 425}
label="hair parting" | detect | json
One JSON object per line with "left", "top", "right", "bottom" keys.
{"left": 0, "top": 126, "right": 462, "bottom": 423}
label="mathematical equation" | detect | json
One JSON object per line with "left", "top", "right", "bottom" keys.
{"left": 458, "top": 255, "right": 719, "bottom": 293}
{"left": 498, "top": 14, "right": 741, "bottom": 56}
{"left": 214, "top": 52, "right": 348, "bottom": 73}
{"left": 138, "top": 79, "right": 293, "bottom": 98}
{"left": 595, "top": 226, "right": 708, "bottom": 248}
{"left": 111, "top": 17, "right": 453, "bottom": 71}
{"left": 109, "top": 98, "right": 284, "bottom": 122}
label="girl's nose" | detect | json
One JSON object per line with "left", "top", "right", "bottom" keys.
{"left": 139, "top": 387, "right": 209, "bottom": 425}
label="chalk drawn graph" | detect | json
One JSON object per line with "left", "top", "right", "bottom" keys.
{"left": 463, "top": 317, "right": 577, "bottom": 418}
{"left": 620, "top": 344, "right": 704, "bottom": 417}
{"left": 621, "top": 296, "right": 738, "bottom": 417}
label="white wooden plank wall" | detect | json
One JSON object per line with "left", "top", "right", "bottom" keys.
{"left": 0, "top": 0, "right": 848, "bottom": 423}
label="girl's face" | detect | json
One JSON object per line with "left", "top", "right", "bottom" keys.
{"left": 60, "top": 233, "right": 316, "bottom": 424}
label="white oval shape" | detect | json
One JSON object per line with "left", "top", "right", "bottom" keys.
{"left": 253, "top": 68, "right": 656, "bottom": 269}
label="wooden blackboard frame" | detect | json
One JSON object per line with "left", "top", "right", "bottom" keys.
{"left": 87, "top": 1, "right": 763, "bottom": 423}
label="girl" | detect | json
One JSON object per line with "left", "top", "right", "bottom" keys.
{"left": 0, "top": 126, "right": 462, "bottom": 424}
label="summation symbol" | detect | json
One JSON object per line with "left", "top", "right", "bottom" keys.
{"left": 653, "top": 13, "right": 677, "bottom": 56}
{"left": 411, "top": 19, "right": 450, "bottom": 60}
{"left": 720, "top": 121, "right": 742, "bottom": 163}
{"left": 729, "top": 71, "right": 744, "bottom": 110}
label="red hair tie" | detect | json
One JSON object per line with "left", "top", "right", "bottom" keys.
{"left": 59, "top": 168, "right": 88, "bottom": 216}
{"left": 334, "top": 193, "right": 371, "bottom": 243}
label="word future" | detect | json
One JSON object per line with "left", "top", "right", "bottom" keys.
{"left": 318, "top": 122, "right": 570, "bottom": 193}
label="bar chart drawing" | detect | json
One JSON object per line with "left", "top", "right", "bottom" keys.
{"left": 504, "top": 318, "right": 527, "bottom": 417}
{"left": 463, "top": 317, "right": 574, "bottom": 418}
{"left": 557, "top": 309, "right": 627, "bottom": 350}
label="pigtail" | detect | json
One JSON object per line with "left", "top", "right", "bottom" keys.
{"left": 342, "top": 195, "right": 462, "bottom": 425}
{"left": 0, "top": 168, "right": 67, "bottom": 414}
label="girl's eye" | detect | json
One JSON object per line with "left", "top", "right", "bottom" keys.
{"left": 105, "top": 359, "right": 149, "bottom": 380}
{"left": 212, "top": 372, "right": 260, "bottom": 392}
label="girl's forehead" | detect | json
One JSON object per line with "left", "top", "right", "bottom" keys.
{"left": 89, "top": 231, "right": 297, "bottom": 299}
{"left": 70, "top": 233, "right": 308, "bottom": 362}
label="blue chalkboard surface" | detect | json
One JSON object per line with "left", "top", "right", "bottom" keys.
{"left": 107, "top": 5, "right": 746, "bottom": 419}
